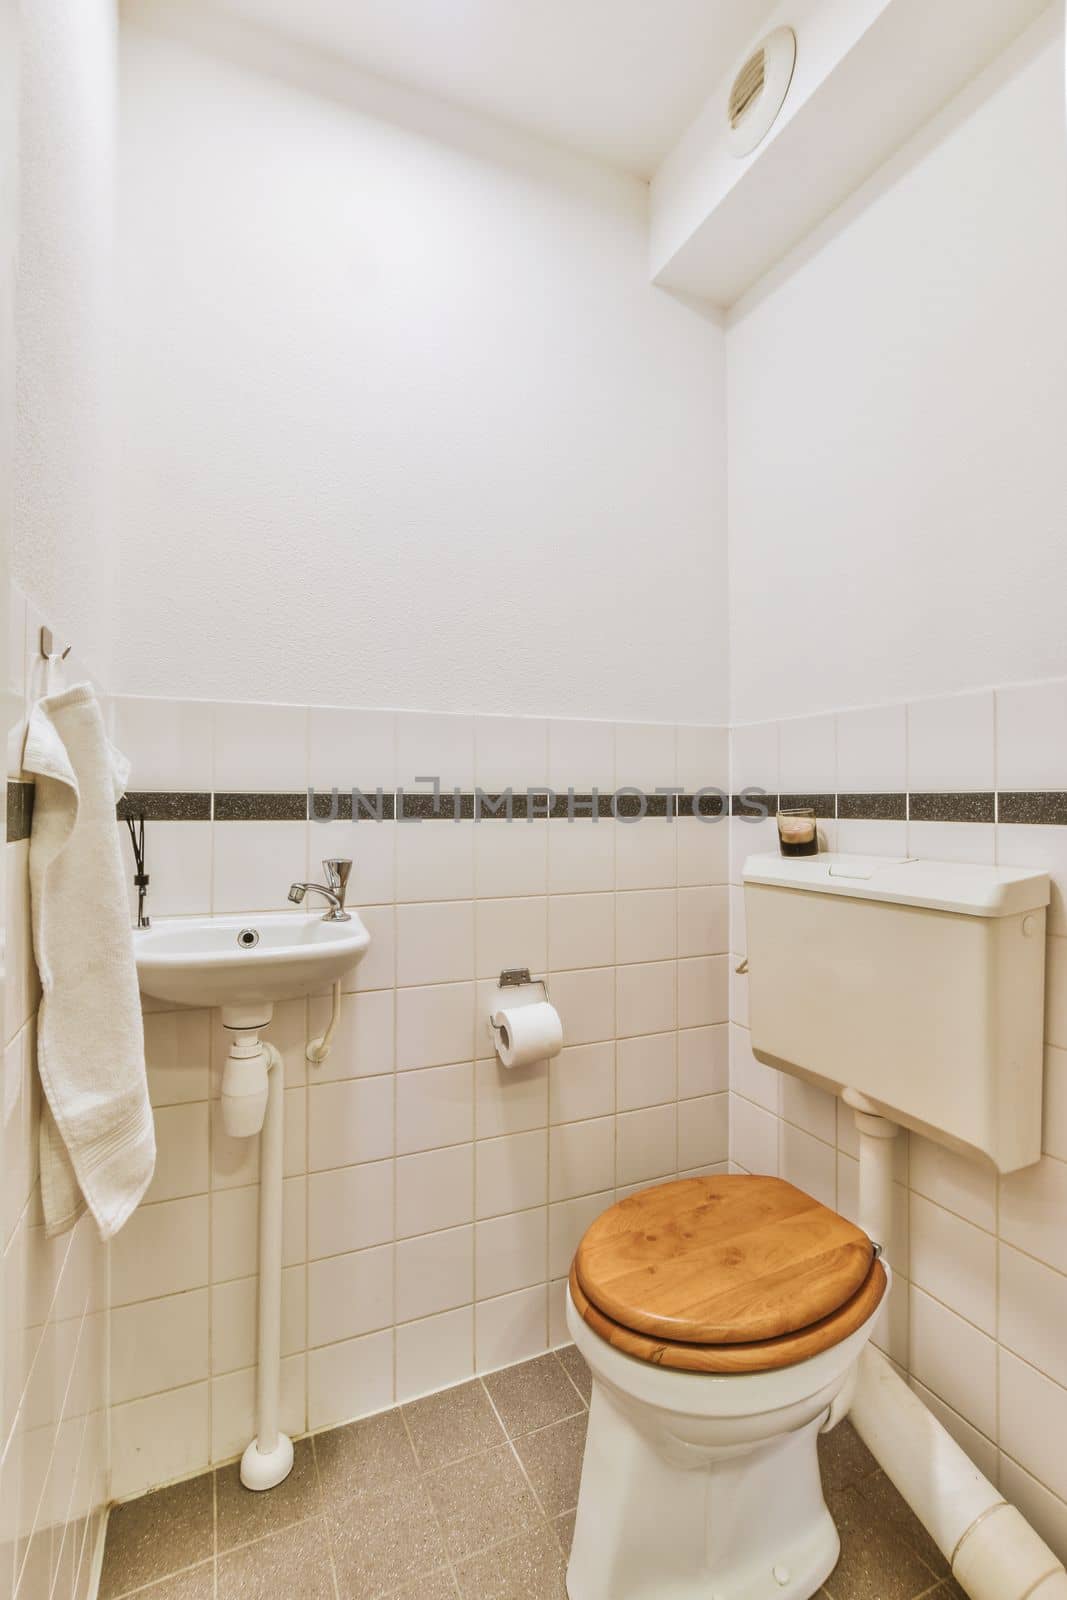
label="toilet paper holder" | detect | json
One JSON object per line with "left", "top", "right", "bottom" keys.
{"left": 497, "top": 966, "right": 548, "bottom": 995}
{"left": 489, "top": 968, "right": 551, "bottom": 1047}
{"left": 488, "top": 969, "right": 565, "bottom": 1069}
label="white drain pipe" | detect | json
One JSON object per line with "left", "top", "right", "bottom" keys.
{"left": 220, "top": 1012, "right": 294, "bottom": 1492}
{"left": 851, "top": 1348, "right": 1067, "bottom": 1600}
{"left": 219, "top": 991, "right": 343, "bottom": 1492}
{"left": 846, "top": 1098, "right": 1067, "bottom": 1599}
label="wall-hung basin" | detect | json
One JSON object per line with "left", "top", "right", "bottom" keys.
{"left": 133, "top": 907, "right": 372, "bottom": 1494}
{"left": 134, "top": 910, "right": 371, "bottom": 1017}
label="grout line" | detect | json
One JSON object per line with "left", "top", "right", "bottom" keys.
{"left": 397, "top": 1403, "right": 462, "bottom": 1595}
{"left": 308, "top": 1434, "right": 341, "bottom": 1600}
{"left": 11, "top": 1293, "right": 92, "bottom": 1595}
{"left": 109, "top": 1555, "right": 217, "bottom": 1600}
{"left": 475, "top": 1378, "right": 558, "bottom": 1552}
{"left": 994, "top": 1159, "right": 1002, "bottom": 1485}
{"left": 551, "top": 1348, "right": 590, "bottom": 1412}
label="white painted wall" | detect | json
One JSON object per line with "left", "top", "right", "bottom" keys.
{"left": 14, "top": 0, "right": 117, "bottom": 680}
{"left": 727, "top": 9, "right": 1067, "bottom": 724}
{"left": 115, "top": 10, "right": 729, "bottom": 722}
{"left": 1, "top": 0, "right": 14, "bottom": 790}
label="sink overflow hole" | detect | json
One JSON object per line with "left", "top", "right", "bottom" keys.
{"left": 238, "top": 928, "right": 260, "bottom": 949}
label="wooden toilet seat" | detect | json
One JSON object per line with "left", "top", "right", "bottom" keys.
{"left": 571, "top": 1175, "right": 888, "bottom": 1375}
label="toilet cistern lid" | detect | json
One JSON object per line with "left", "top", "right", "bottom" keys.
{"left": 743, "top": 851, "right": 1049, "bottom": 917}
{"left": 574, "top": 1175, "right": 875, "bottom": 1347}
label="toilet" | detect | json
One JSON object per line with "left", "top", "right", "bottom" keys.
{"left": 564, "top": 850, "right": 1052, "bottom": 1600}
{"left": 565, "top": 1172, "right": 887, "bottom": 1600}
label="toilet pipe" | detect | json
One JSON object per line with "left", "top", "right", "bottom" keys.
{"left": 847, "top": 1101, "right": 1067, "bottom": 1599}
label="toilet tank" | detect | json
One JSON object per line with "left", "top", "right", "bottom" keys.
{"left": 743, "top": 853, "right": 1050, "bottom": 1173}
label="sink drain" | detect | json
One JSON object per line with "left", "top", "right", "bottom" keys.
{"left": 237, "top": 928, "right": 260, "bottom": 949}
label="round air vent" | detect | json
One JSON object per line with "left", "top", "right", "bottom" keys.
{"left": 727, "top": 26, "right": 796, "bottom": 157}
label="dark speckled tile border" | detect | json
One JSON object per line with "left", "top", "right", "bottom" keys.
{"left": 398, "top": 791, "right": 475, "bottom": 820}
{"left": 998, "top": 792, "right": 1067, "bottom": 826}
{"left": 779, "top": 793, "right": 837, "bottom": 817}
{"left": 909, "top": 792, "right": 995, "bottom": 824}
{"left": 310, "top": 789, "right": 398, "bottom": 821}
{"left": 837, "top": 792, "right": 907, "bottom": 822}
{"left": 102, "top": 784, "right": 1067, "bottom": 828}
{"left": 214, "top": 792, "right": 308, "bottom": 821}
{"left": 732, "top": 792, "right": 778, "bottom": 818}
{"left": 614, "top": 792, "right": 671, "bottom": 819}
{"left": 677, "top": 792, "right": 728, "bottom": 818}
{"left": 118, "top": 791, "right": 212, "bottom": 822}
{"left": 6, "top": 779, "right": 34, "bottom": 843}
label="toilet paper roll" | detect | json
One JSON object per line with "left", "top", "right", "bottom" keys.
{"left": 491, "top": 1001, "right": 563, "bottom": 1069}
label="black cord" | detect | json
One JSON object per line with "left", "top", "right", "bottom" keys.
{"left": 126, "top": 812, "right": 150, "bottom": 923}
{"left": 125, "top": 813, "right": 146, "bottom": 877}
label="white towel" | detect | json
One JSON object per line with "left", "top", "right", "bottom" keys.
{"left": 22, "top": 683, "right": 155, "bottom": 1239}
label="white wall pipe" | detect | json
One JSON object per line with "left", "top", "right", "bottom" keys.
{"left": 854, "top": 1108, "right": 899, "bottom": 1253}
{"left": 847, "top": 1098, "right": 1067, "bottom": 1598}
{"left": 239, "top": 1040, "right": 294, "bottom": 1491}
{"left": 306, "top": 979, "right": 342, "bottom": 1064}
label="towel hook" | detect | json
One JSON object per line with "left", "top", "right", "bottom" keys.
{"left": 39, "top": 626, "right": 71, "bottom": 663}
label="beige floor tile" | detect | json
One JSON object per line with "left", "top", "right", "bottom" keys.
{"left": 100, "top": 1473, "right": 214, "bottom": 1598}
{"left": 483, "top": 1357, "right": 585, "bottom": 1439}
{"left": 315, "top": 1408, "right": 417, "bottom": 1509}
{"left": 389, "top": 1573, "right": 461, "bottom": 1599}
{"left": 551, "top": 1512, "right": 575, "bottom": 1559}
{"left": 553, "top": 1346, "right": 590, "bottom": 1406}
{"left": 823, "top": 1486, "right": 939, "bottom": 1600}
{"left": 513, "top": 1413, "right": 587, "bottom": 1518}
{"left": 854, "top": 1470, "right": 948, "bottom": 1579}
{"left": 217, "top": 1518, "right": 335, "bottom": 1600}
{"left": 328, "top": 1478, "right": 448, "bottom": 1596}
{"left": 216, "top": 1438, "right": 322, "bottom": 1553}
{"left": 454, "top": 1526, "right": 568, "bottom": 1600}
{"left": 818, "top": 1420, "right": 879, "bottom": 1494}
{"left": 425, "top": 1445, "right": 541, "bottom": 1562}
{"left": 136, "top": 1566, "right": 216, "bottom": 1600}
{"left": 100, "top": 1361, "right": 962, "bottom": 1600}
{"left": 403, "top": 1380, "right": 506, "bottom": 1471}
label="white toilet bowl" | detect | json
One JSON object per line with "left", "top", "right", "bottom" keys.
{"left": 566, "top": 1285, "right": 884, "bottom": 1600}
{"left": 564, "top": 1176, "right": 889, "bottom": 1600}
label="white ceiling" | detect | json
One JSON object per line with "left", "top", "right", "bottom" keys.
{"left": 201, "top": 0, "right": 780, "bottom": 179}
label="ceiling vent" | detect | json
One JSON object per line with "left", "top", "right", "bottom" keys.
{"left": 727, "top": 26, "right": 797, "bottom": 158}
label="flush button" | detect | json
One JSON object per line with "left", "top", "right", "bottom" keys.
{"left": 1022, "top": 915, "right": 1037, "bottom": 937}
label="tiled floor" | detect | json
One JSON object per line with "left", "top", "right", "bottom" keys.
{"left": 100, "top": 1347, "right": 963, "bottom": 1600}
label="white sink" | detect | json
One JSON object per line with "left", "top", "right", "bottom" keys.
{"left": 134, "top": 908, "right": 372, "bottom": 1495}
{"left": 134, "top": 910, "right": 371, "bottom": 1013}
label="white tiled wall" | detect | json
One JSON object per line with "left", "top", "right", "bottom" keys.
{"left": 728, "top": 684, "right": 1067, "bottom": 1564}
{"left": 14, "top": 663, "right": 1066, "bottom": 1563}
{"left": 2, "top": 585, "right": 110, "bottom": 1600}
{"left": 107, "top": 696, "right": 731, "bottom": 1499}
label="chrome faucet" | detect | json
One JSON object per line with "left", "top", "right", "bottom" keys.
{"left": 288, "top": 859, "right": 352, "bottom": 922}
